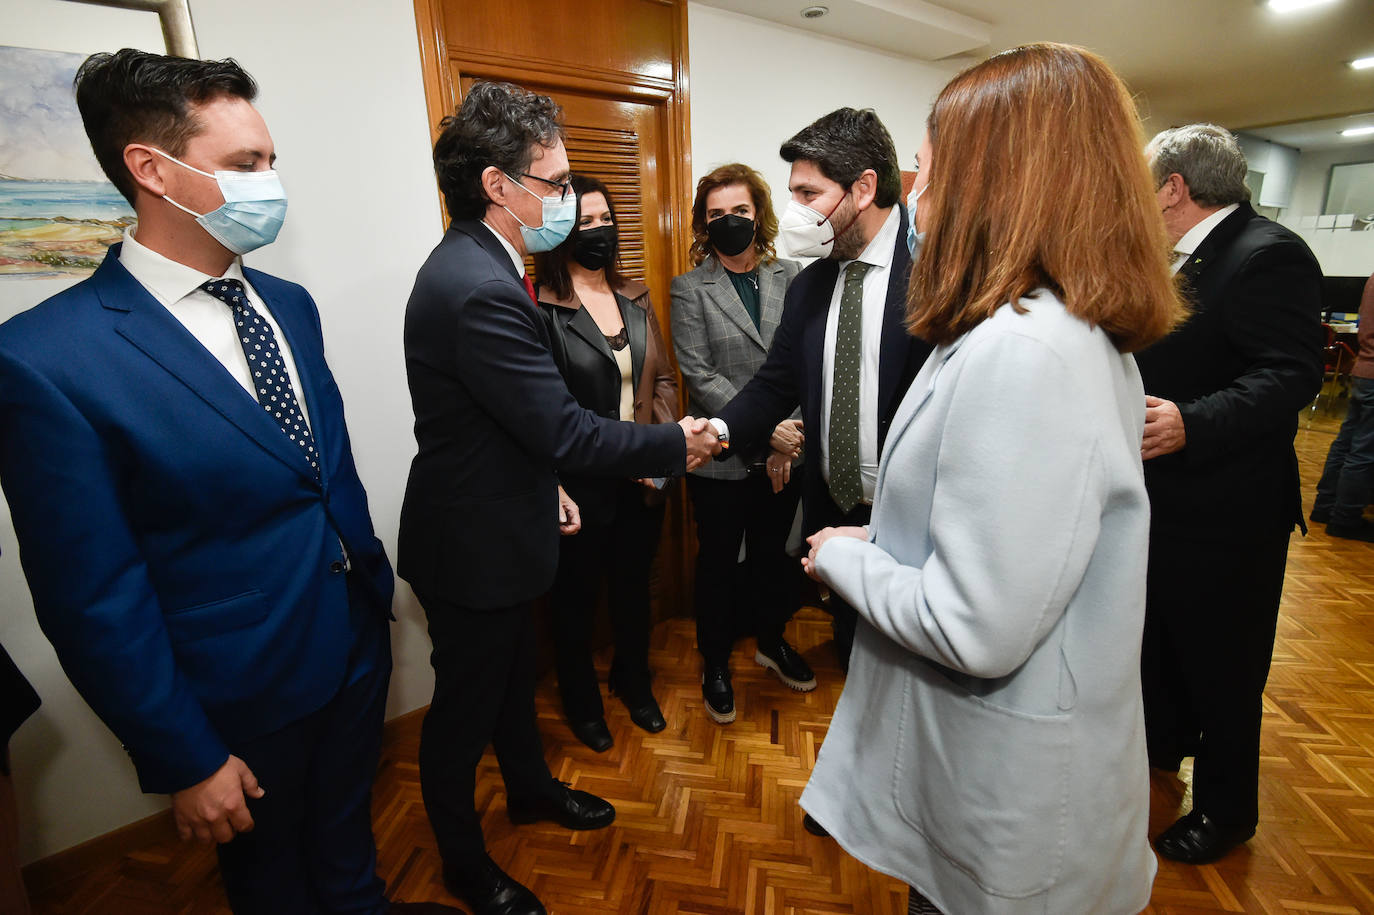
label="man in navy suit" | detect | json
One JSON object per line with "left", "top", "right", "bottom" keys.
{"left": 713, "top": 109, "right": 932, "bottom": 680}
{"left": 399, "top": 81, "right": 718, "bottom": 915}
{"left": 0, "top": 50, "right": 445, "bottom": 914}
{"left": 1138, "top": 124, "right": 1323, "bottom": 865}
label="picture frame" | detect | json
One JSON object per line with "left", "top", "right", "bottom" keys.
{"left": 1322, "top": 160, "right": 1374, "bottom": 227}
{"left": 58, "top": 0, "right": 198, "bottom": 58}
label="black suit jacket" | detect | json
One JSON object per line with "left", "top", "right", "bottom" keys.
{"left": 537, "top": 280, "right": 678, "bottom": 522}
{"left": 1135, "top": 202, "right": 1323, "bottom": 539}
{"left": 717, "top": 206, "right": 932, "bottom": 535}
{"left": 399, "top": 221, "right": 685, "bottom": 610}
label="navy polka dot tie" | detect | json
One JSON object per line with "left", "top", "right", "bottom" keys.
{"left": 201, "top": 279, "right": 320, "bottom": 479}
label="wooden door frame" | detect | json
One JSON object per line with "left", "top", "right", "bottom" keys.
{"left": 411, "top": 0, "right": 693, "bottom": 284}
{"left": 410, "top": 0, "right": 698, "bottom": 619}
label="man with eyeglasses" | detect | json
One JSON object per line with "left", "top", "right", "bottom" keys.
{"left": 399, "top": 81, "right": 720, "bottom": 915}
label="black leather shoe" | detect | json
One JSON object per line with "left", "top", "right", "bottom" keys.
{"left": 507, "top": 779, "right": 615, "bottom": 830}
{"left": 702, "top": 663, "right": 735, "bottom": 724}
{"left": 802, "top": 813, "right": 830, "bottom": 837}
{"left": 1310, "top": 506, "right": 1331, "bottom": 524}
{"left": 622, "top": 693, "right": 666, "bottom": 733}
{"left": 756, "top": 639, "right": 817, "bottom": 691}
{"left": 569, "top": 718, "right": 614, "bottom": 752}
{"left": 609, "top": 672, "right": 666, "bottom": 733}
{"left": 1155, "top": 811, "right": 1255, "bottom": 864}
{"left": 1327, "top": 518, "right": 1374, "bottom": 543}
{"left": 390, "top": 903, "right": 464, "bottom": 914}
{"left": 442, "top": 856, "right": 545, "bottom": 915}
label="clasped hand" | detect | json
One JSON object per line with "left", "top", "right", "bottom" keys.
{"left": 678, "top": 416, "right": 723, "bottom": 471}
{"left": 1141, "top": 395, "right": 1186, "bottom": 460}
{"left": 769, "top": 419, "right": 803, "bottom": 458}
{"left": 800, "top": 526, "right": 868, "bottom": 581}
{"left": 171, "top": 754, "right": 264, "bottom": 844}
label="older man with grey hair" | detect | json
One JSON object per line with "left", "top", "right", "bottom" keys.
{"left": 1135, "top": 123, "right": 1323, "bottom": 865}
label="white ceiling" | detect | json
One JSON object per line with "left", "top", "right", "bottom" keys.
{"left": 1246, "top": 112, "right": 1374, "bottom": 149}
{"left": 698, "top": 0, "right": 1374, "bottom": 151}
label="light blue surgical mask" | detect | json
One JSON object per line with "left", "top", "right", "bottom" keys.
{"left": 502, "top": 173, "right": 576, "bottom": 253}
{"left": 154, "top": 148, "right": 287, "bottom": 255}
{"left": 905, "top": 181, "right": 927, "bottom": 258}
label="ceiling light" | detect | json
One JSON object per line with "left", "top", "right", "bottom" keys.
{"left": 1352, "top": 56, "right": 1374, "bottom": 70}
{"left": 1266, "top": 0, "right": 1337, "bottom": 11}
{"left": 801, "top": 5, "right": 828, "bottom": 18}
{"left": 1341, "top": 126, "right": 1374, "bottom": 137}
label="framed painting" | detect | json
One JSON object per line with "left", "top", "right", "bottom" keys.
{"left": 0, "top": 0, "right": 196, "bottom": 278}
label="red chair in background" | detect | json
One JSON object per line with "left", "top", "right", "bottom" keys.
{"left": 1310, "top": 323, "right": 1359, "bottom": 418}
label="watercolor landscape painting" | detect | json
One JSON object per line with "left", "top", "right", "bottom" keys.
{"left": 0, "top": 45, "right": 134, "bottom": 277}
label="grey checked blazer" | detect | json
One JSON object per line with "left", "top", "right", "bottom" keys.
{"left": 670, "top": 254, "right": 802, "bottom": 480}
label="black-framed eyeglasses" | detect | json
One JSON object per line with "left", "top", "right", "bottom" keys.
{"left": 520, "top": 172, "right": 574, "bottom": 200}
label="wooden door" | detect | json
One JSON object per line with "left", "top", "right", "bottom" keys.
{"left": 413, "top": 0, "right": 695, "bottom": 622}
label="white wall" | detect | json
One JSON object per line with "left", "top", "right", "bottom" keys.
{"left": 1278, "top": 141, "right": 1374, "bottom": 277}
{"left": 687, "top": 3, "right": 960, "bottom": 221}
{"left": 1236, "top": 133, "right": 1300, "bottom": 209}
{"left": 0, "top": 0, "right": 442, "bottom": 863}
{"left": 1283, "top": 141, "right": 1374, "bottom": 221}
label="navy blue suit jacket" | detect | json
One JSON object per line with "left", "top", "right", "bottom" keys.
{"left": 1135, "top": 202, "right": 1324, "bottom": 539}
{"left": 717, "top": 206, "right": 932, "bottom": 534}
{"left": 0, "top": 248, "right": 393, "bottom": 794}
{"left": 398, "top": 221, "right": 684, "bottom": 610}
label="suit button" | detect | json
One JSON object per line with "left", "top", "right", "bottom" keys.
{"left": 329, "top": 560, "right": 345, "bottom": 573}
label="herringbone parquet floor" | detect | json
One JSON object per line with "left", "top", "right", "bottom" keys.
{"left": 26, "top": 418, "right": 1374, "bottom": 914}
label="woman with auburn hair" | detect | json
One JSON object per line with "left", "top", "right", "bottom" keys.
{"left": 798, "top": 43, "right": 1184, "bottom": 914}
{"left": 670, "top": 164, "right": 810, "bottom": 727}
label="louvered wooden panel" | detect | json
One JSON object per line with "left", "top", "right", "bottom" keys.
{"left": 565, "top": 124, "right": 648, "bottom": 283}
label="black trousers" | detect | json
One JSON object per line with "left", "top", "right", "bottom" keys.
{"left": 687, "top": 472, "right": 803, "bottom": 667}
{"left": 216, "top": 586, "right": 391, "bottom": 915}
{"left": 1141, "top": 529, "right": 1291, "bottom": 830}
{"left": 549, "top": 481, "right": 665, "bottom": 721}
{"left": 414, "top": 592, "right": 553, "bottom": 870}
{"left": 807, "top": 493, "right": 873, "bottom": 671}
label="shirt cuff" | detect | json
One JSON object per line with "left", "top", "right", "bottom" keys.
{"left": 708, "top": 417, "right": 729, "bottom": 441}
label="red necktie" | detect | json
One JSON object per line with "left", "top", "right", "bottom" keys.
{"left": 522, "top": 274, "right": 537, "bottom": 305}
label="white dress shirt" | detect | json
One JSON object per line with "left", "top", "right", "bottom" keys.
{"left": 1170, "top": 203, "right": 1238, "bottom": 275}
{"left": 118, "top": 227, "right": 313, "bottom": 430}
{"left": 819, "top": 205, "right": 900, "bottom": 504}
{"left": 480, "top": 219, "right": 526, "bottom": 276}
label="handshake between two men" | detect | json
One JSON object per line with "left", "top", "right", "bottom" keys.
{"left": 556, "top": 415, "right": 725, "bottom": 536}
{"left": 678, "top": 415, "right": 725, "bottom": 471}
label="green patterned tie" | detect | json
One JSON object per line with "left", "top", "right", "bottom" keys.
{"left": 829, "top": 261, "right": 871, "bottom": 512}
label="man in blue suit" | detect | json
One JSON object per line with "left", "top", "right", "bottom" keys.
{"left": 0, "top": 50, "right": 445, "bottom": 914}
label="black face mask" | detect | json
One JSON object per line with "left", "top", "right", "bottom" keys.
{"left": 570, "top": 224, "right": 618, "bottom": 270}
{"left": 706, "top": 213, "right": 756, "bottom": 257}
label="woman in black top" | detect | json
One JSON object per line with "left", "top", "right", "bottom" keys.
{"left": 533, "top": 174, "right": 679, "bottom": 751}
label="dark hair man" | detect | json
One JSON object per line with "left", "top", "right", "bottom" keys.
{"left": 0, "top": 49, "right": 448, "bottom": 913}
{"left": 1138, "top": 123, "right": 1323, "bottom": 865}
{"left": 398, "top": 81, "right": 718, "bottom": 915}
{"left": 710, "top": 107, "right": 932, "bottom": 685}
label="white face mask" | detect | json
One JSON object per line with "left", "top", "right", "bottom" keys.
{"left": 778, "top": 194, "right": 849, "bottom": 259}
{"left": 905, "top": 181, "right": 927, "bottom": 258}
{"left": 153, "top": 148, "right": 287, "bottom": 255}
